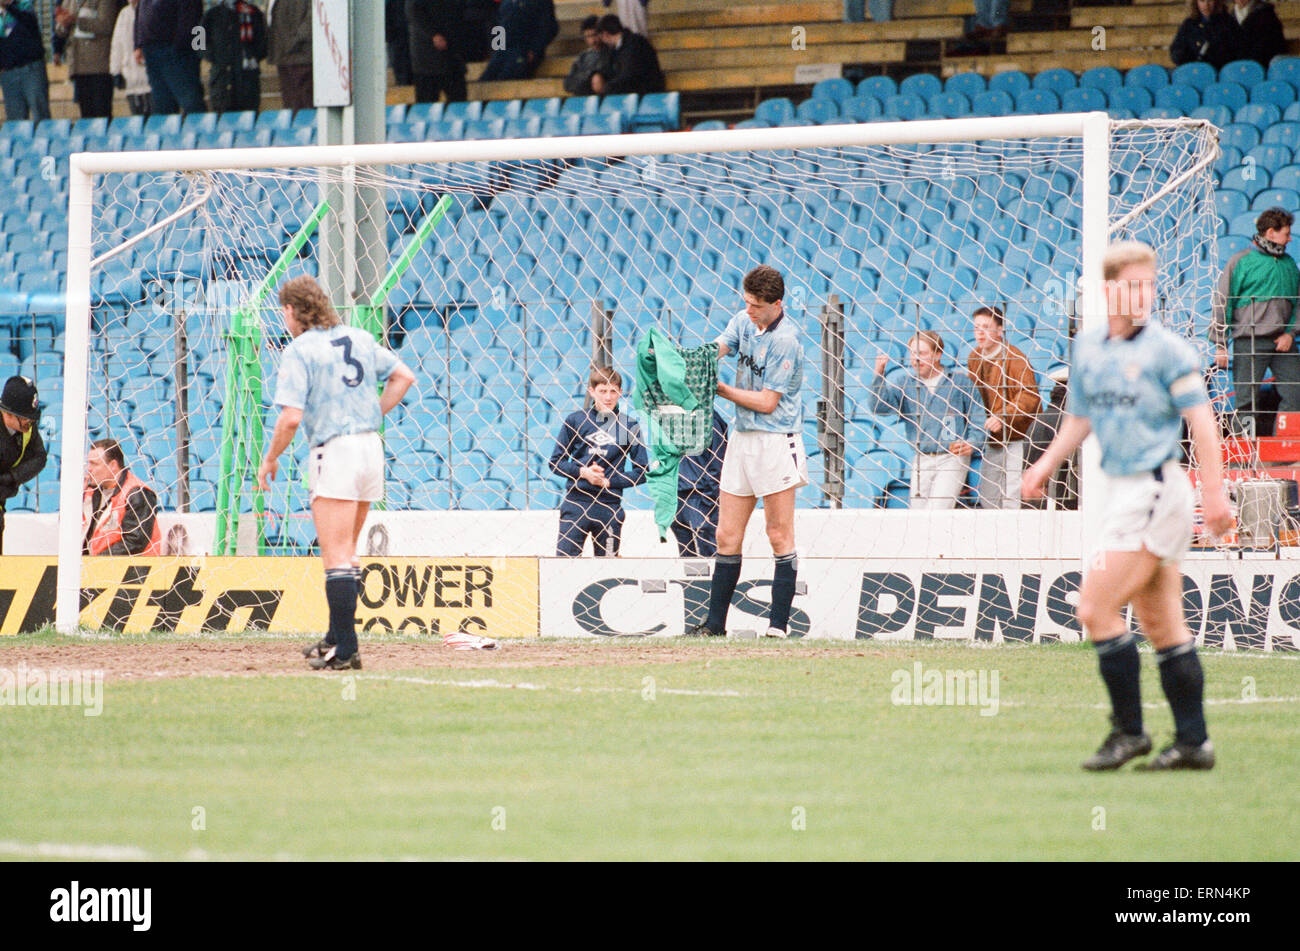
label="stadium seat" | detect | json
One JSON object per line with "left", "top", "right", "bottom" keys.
{"left": 1245, "top": 143, "right": 1293, "bottom": 171}
{"left": 540, "top": 115, "right": 580, "bottom": 136}
{"left": 1229, "top": 210, "right": 1260, "bottom": 235}
{"left": 943, "top": 72, "right": 985, "bottom": 100}
{"left": 405, "top": 101, "right": 443, "bottom": 124}
{"left": 1126, "top": 63, "right": 1169, "bottom": 92}
{"left": 579, "top": 113, "right": 623, "bottom": 135}
{"left": 1140, "top": 107, "right": 1180, "bottom": 120}
{"left": 1172, "top": 61, "right": 1217, "bottom": 90}
{"left": 971, "top": 90, "right": 1013, "bottom": 116}
{"left": 1221, "top": 59, "right": 1266, "bottom": 89}
{"left": 1061, "top": 87, "right": 1107, "bottom": 112}
{"left": 883, "top": 94, "right": 925, "bottom": 120}
{"left": 1015, "top": 89, "right": 1060, "bottom": 114}
{"left": 1079, "top": 66, "right": 1123, "bottom": 93}
{"left": 797, "top": 97, "right": 840, "bottom": 123}
{"left": 1031, "top": 68, "right": 1075, "bottom": 96}
{"left": 1215, "top": 189, "right": 1250, "bottom": 221}
{"left": 755, "top": 97, "right": 795, "bottom": 125}
{"left": 143, "top": 113, "right": 181, "bottom": 136}
{"left": 899, "top": 73, "right": 942, "bottom": 100}
{"left": 444, "top": 100, "right": 483, "bottom": 122}
{"left": 1251, "top": 187, "right": 1300, "bottom": 211}
{"left": 520, "top": 97, "right": 561, "bottom": 120}
{"left": 1236, "top": 102, "right": 1283, "bottom": 130}
{"left": 813, "top": 77, "right": 855, "bottom": 102}
{"left": 1203, "top": 81, "right": 1248, "bottom": 112}
{"left": 1220, "top": 165, "right": 1269, "bottom": 199}
{"left": 560, "top": 95, "right": 599, "bottom": 118}
{"left": 1154, "top": 84, "right": 1199, "bottom": 113}
{"left": 928, "top": 91, "right": 970, "bottom": 119}
{"left": 1268, "top": 56, "right": 1300, "bottom": 85}
{"left": 1221, "top": 122, "right": 1261, "bottom": 152}
{"left": 1263, "top": 122, "right": 1300, "bottom": 152}
{"left": 841, "top": 96, "right": 882, "bottom": 122}
{"left": 1108, "top": 86, "right": 1153, "bottom": 113}
{"left": 635, "top": 91, "right": 680, "bottom": 130}
{"left": 1191, "top": 104, "right": 1233, "bottom": 127}
{"left": 216, "top": 111, "right": 255, "bottom": 132}
{"left": 984, "top": 71, "right": 1027, "bottom": 99}
{"left": 1251, "top": 79, "right": 1296, "bottom": 110}
{"left": 857, "top": 75, "right": 897, "bottom": 100}
{"left": 291, "top": 107, "right": 317, "bottom": 126}
{"left": 481, "top": 99, "right": 522, "bottom": 121}
{"left": 1270, "top": 164, "right": 1300, "bottom": 192}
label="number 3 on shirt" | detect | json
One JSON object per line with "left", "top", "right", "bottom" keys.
{"left": 331, "top": 337, "right": 364, "bottom": 388}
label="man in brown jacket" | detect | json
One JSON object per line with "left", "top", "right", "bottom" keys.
{"left": 267, "top": 0, "right": 312, "bottom": 110}
{"left": 55, "top": 0, "right": 125, "bottom": 118}
{"left": 968, "top": 306, "right": 1042, "bottom": 509}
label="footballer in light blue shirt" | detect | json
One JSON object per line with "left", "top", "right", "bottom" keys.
{"left": 1023, "top": 242, "right": 1231, "bottom": 773}
{"left": 257, "top": 276, "right": 416, "bottom": 670}
{"left": 687, "top": 266, "right": 808, "bottom": 641}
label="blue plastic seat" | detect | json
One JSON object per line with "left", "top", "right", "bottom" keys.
{"left": 971, "top": 90, "right": 1013, "bottom": 116}
{"left": 1263, "top": 121, "right": 1300, "bottom": 151}
{"left": 1270, "top": 164, "right": 1300, "bottom": 193}
{"left": 987, "top": 71, "right": 1029, "bottom": 98}
{"left": 1191, "top": 103, "right": 1233, "bottom": 127}
{"left": 1172, "top": 61, "right": 1217, "bottom": 89}
{"left": 1229, "top": 210, "right": 1260, "bottom": 234}
{"left": 143, "top": 113, "right": 181, "bottom": 136}
{"left": 599, "top": 92, "right": 638, "bottom": 117}
{"left": 1220, "top": 122, "right": 1261, "bottom": 152}
{"left": 796, "top": 97, "right": 840, "bottom": 123}
{"left": 841, "top": 96, "right": 882, "bottom": 121}
{"left": 1251, "top": 79, "right": 1296, "bottom": 109}
{"left": 1246, "top": 143, "right": 1292, "bottom": 171}
{"left": 481, "top": 99, "right": 522, "bottom": 121}
{"left": 1079, "top": 65, "right": 1123, "bottom": 93}
{"left": 1220, "top": 164, "right": 1269, "bottom": 199}
{"left": 1015, "top": 89, "right": 1060, "bottom": 114}
{"left": 1215, "top": 189, "right": 1250, "bottom": 221}
{"left": 928, "top": 91, "right": 970, "bottom": 118}
{"left": 216, "top": 111, "right": 255, "bottom": 132}
{"left": 813, "top": 77, "right": 855, "bottom": 102}
{"left": 1126, "top": 63, "right": 1169, "bottom": 91}
{"left": 1062, "top": 87, "right": 1107, "bottom": 111}
{"left": 1268, "top": 56, "right": 1300, "bottom": 85}
{"left": 1108, "top": 86, "right": 1153, "bottom": 113}
{"left": 944, "top": 72, "right": 986, "bottom": 98}
{"left": 1140, "top": 107, "right": 1181, "bottom": 120}
{"left": 1203, "top": 81, "right": 1248, "bottom": 112}
{"left": 1236, "top": 102, "right": 1283, "bottom": 130}
{"left": 635, "top": 91, "right": 680, "bottom": 130}
{"left": 1251, "top": 187, "right": 1300, "bottom": 210}
{"left": 857, "top": 75, "right": 897, "bottom": 100}
{"left": 1155, "top": 84, "right": 1199, "bottom": 113}
{"left": 1032, "top": 68, "right": 1077, "bottom": 94}
{"left": 405, "top": 101, "right": 444, "bottom": 124}
{"left": 444, "top": 100, "right": 483, "bottom": 122}
{"left": 755, "top": 97, "right": 795, "bottom": 125}
{"left": 899, "top": 73, "right": 942, "bottom": 100}
{"left": 579, "top": 113, "right": 623, "bottom": 135}
{"left": 883, "top": 94, "right": 925, "bottom": 120}
{"left": 520, "top": 96, "right": 561, "bottom": 120}
{"left": 1221, "top": 59, "right": 1266, "bottom": 89}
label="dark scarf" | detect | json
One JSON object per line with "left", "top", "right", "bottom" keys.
{"left": 1253, "top": 233, "right": 1288, "bottom": 257}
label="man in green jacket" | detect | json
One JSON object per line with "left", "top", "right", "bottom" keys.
{"left": 1211, "top": 206, "right": 1300, "bottom": 437}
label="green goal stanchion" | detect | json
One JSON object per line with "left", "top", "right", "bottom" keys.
{"left": 214, "top": 200, "right": 331, "bottom": 556}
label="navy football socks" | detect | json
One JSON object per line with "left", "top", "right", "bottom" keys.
{"left": 1157, "top": 641, "right": 1208, "bottom": 746}
{"left": 325, "top": 568, "right": 358, "bottom": 658}
{"left": 1094, "top": 631, "right": 1143, "bottom": 735}
{"left": 706, "top": 554, "right": 742, "bottom": 633}
{"left": 770, "top": 552, "right": 798, "bottom": 634}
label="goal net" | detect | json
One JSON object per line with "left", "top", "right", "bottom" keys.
{"left": 55, "top": 115, "right": 1222, "bottom": 634}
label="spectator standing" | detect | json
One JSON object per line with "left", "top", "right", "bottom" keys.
{"left": 967, "top": 306, "right": 1041, "bottom": 509}
{"left": 1211, "top": 206, "right": 1300, "bottom": 437}
{"left": 110, "top": 0, "right": 150, "bottom": 115}
{"left": 0, "top": 376, "right": 46, "bottom": 555}
{"left": 563, "top": 15, "right": 610, "bottom": 96}
{"left": 385, "top": 0, "right": 411, "bottom": 86}
{"left": 478, "top": 0, "right": 557, "bottom": 82}
{"left": 870, "top": 330, "right": 986, "bottom": 510}
{"left": 602, "top": 0, "right": 647, "bottom": 36}
{"left": 672, "top": 409, "right": 727, "bottom": 559}
{"left": 1170, "top": 0, "right": 1242, "bottom": 69}
{"left": 0, "top": 0, "right": 51, "bottom": 122}
{"left": 54, "top": 0, "right": 124, "bottom": 119}
{"left": 1232, "top": 0, "right": 1285, "bottom": 67}
{"left": 134, "top": 0, "right": 204, "bottom": 115}
{"left": 406, "top": 0, "right": 466, "bottom": 104}
{"left": 590, "top": 14, "right": 663, "bottom": 96}
{"left": 461, "top": 0, "right": 495, "bottom": 62}
{"left": 82, "top": 437, "right": 161, "bottom": 556}
{"left": 267, "top": 0, "right": 312, "bottom": 110}
{"left": 549, "top": 366, "right": 649, "bottom": 558}
{"left": 201, "top": 0, "right": 267, "bottom": 113}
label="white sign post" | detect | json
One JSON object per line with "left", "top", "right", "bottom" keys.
{"left": 312, "top": 0, "right": 352, "bottom": 108}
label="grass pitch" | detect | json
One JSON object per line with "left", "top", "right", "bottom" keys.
{"left": 0, "top": 632, "right": 1296, "bottom": 861}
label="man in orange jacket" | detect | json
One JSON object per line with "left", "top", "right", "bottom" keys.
{"left": 968, "top": 306, "right": 1042, "bottom": 509}
{"left": 83, "top": 437, "right": 161, "bottom": 555}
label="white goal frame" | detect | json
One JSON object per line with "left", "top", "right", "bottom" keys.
{"left": 57, "top": 112, "right": 1116, "bottom": 634}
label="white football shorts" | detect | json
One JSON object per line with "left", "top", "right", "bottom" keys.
{"left": 309, "top": 431, "right": 385, "bottom": 502}
{"left": 1096, "top": 460, "right": 1194, "bottom": 565}
{"left": 720, "top": 430, "right": 810, "bottom": 499}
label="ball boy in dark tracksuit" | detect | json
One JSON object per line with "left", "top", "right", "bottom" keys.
{"left": 672, "top": 408, "right": 727, "bottom": 558}
{"left": 549, "top": 365, "right": 648, "bottom": 557}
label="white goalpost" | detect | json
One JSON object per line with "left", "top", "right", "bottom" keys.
{"left": 56, "top": 113, "right": 1220, "bottom": 637}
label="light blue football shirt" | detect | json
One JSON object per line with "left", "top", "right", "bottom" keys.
{"left": 274, "top": 324, "right": 400, "bottom": 448}
{"left": 717, "top": 310, "right": 805, "bottom": 433}
{"left": 1067, "top": 319, "right": 1208, "bottom": 476}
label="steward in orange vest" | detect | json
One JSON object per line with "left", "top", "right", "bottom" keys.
{"left": 82, "top": 438, "right": 161, "bottom": 556}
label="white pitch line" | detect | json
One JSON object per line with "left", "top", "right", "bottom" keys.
{"left": 361, "top": 673, "right": 742, "bottom": 697}
{"left": 0, "top": 839, "right": 152, "bottom": 860}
